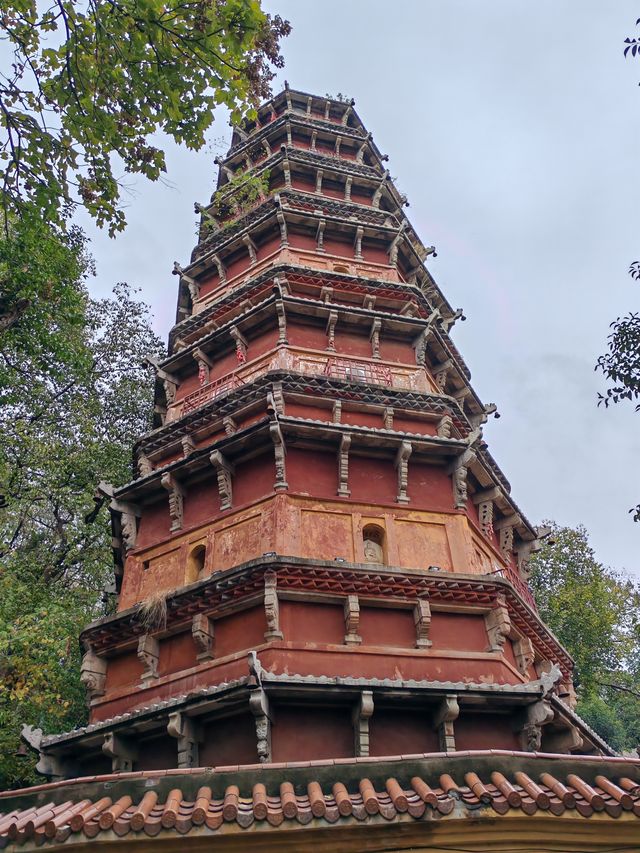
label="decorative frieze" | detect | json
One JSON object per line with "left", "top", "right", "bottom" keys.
{"left": 344, "top": 595, "right": 361, "bottom": 645}
{"left": 192, "top": 613, "right": 214, "bottom": 661}
{"left": 210, "top": 450, "right": 234, "bottom": 511}
{"left": 264, "top": 571, "right": 284, "bottom": 641}
{"left": 161, "top": 472, "right": 184, "bottom": 532}
{"left": 394, "top": 441, "right": 412, "bottom": 504}
{"left": 352, "top": 690, "right": 374, "bottom": 757}
{"left": 137, "top": 634, "right": 160, "bottom": 683}
{"left": 414, "top": 599, "right": 432, "bottom": 648}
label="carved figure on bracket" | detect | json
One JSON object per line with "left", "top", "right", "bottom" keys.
{"left": 344, "top": 595, "right": 361, "bottom": 645}
{"left": 433, "top": 695, "right": 459, "bottom": 752}
{"left": 485, "top": 595, "right": 511, "bottom": 651}
{"left": 513, "top": 635, "right": 535, "bottom": 676}
{"left": 161, "top": 472, "right": 184, "bottom": 532}
{"left": 395, "top": 441, "right": 412, "bottom": 504}
{"left": 437, "top": 415, "right": 453, "bottom": 439}
{"left": 264, "top": 571, "right": 284, "bottom": 641}
{"left": 352, "top": 690, "right": 374, "bottom": 757}
{"left": 337, "top": 434, "right": 351, "bottom": 498}
{"left": 168, "top": 711, "right": 202, "bottom": 769}
{"left": 80, "top": 648, "right": 107, "bottom": 701}
{"left": 414, "top": 599, "right": 432, "bottom": 648}
{"left": 137, "top": 634, "right": 160, "bottom": 683}
{"left": 192, "top": 613, "right": 214, "bottom": 661}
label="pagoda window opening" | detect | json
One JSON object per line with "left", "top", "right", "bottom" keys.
{"left": 186, "top": 544, "right": 207, "bottom": 584}
{"left": 363, "top": 524, "right": 386, "bottom": 565}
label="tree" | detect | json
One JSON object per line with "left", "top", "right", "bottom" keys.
{"left": 529, "top": 522, "right": 640, "bottom": 752}
{"left": 0, "top": 0, "right": 290, "bottom": 234}
{"left": 0, "top": 220, "right": 163, "bottom": 788}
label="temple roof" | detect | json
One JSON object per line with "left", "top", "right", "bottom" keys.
{"left": 1, "top": 752, "right": 638, "bottom": 848}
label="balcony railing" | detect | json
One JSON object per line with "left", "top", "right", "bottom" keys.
{"left": 323, "top": 357, "right": 392, "bottom": 387}
{"left": 497, "top": 565, "right": 537, "bottom": 611}
{"left": 181, "top": 374, "right": 244, "bottom": 415}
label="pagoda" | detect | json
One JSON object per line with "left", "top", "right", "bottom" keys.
{"left": 4, "top": 85, "right": 640, "bottom": 852}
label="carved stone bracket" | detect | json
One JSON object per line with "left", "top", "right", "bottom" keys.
{"left": 192, "top": 613, "right": 214, "bottom": 661}
{"left": 388, "top": 225, "right": 404, "bottom": 268}
{"left": 513, "top": 635, "right": 535, "bottom": 676}
{"left": 344, "top": 175, "right": 353, "bottom": 202}
{"left": 344, "top": 595, "right": 361, "bottom": 645}
{"left": 517, "top": 699, "right": 554, "bottom": 752}
{"left": 193, "top": 347, "right": 213, "bottom": 384}
{"left": 433, "top": 695, "right": 459, "bottom": 752}
{"left": 264, "top": 571, "right": 284, "bottom": 640}
{"left": 137, "top": 452, "right": 153, "bottom": 477}
{"left": 326, "top": 310, "right": 338, "bottom": 351}
{"left": 316, "top": 217, "right": 326, "bottom": 252}
{"left": 477, "top": 500, "right": 494, "bottom": 539}
{"left": 383, "top": 407, "right": 394, "bottom": 430}
{"left": 315, "top": 168, "right": 323, "bottom": 195}
{"left": 414, "top": 599, "right": 432, "bottom": 648}
{"left": 210, "top": 450, "right": 234, "bottom": 511}
{"left": 223, "top": 416, "right": 237, "bottom": 436}
{"left": 249, "top": 686, "right": 272, "bottom": 763}
{"left": 372, "top": 171, "right": 389, "bottom": 209}
{"left": 80, "top": 648, "right": 107, "bottom": 702}
{"left": 412, "top": 328, "right": 428, "bottom": 367}
{"left": 137, "top": 634, "right": 160, "bottom": 683}
{"left": 181, "top": 435, "right": 196, "bottom": 457}
{"left": 449, "top": 449, "right": 475, "bottom": 510}
{"left": 485, "top": 595, "right": 511, "bottom": 651}
{"left": 168, "top": 711, "right": 202, "bottom": 769}
{"left": 212, "top": 253, "right": 227, "bottom": 283}
{"left": 395, "top": 441, "right": 412, "bottom": 504}
{"left": 275, "top": 299, "right": 288, "bottom": 344}
{"left": 21, "top": 726, "right": 69, "bottom": 780}
{"left": 354, "top": 226, "right": 364, "bottom": 261}
{"left": 337, "top": 434, "right": 351, "bottom": 498}
{"left": 242, "top": 233, "right": 258, "bottom": 266}
{"left": 103, "top": 732, "right": 138, "bottom": 773}
{"left": 437, "top": 415, "right": 453, "bottom": 439}
{"left": 498, "top": 524, "right": 515, "bottom": 560}
{"left": 352, "top": 690, "right": 374, "bottom": 757}
{"left": 369, "top": 318, "right": 381, "bottom": 359}
{"left": 270, "top": 422, "right": 288, "bottom": 491}
{"left": 230, "top": 325, "right": 248, "bottom": 361}
{"left": 332, "top": 400, "right": 342, "bottom": 424}
{"left": 161, "top": 472, "right": 184, "bottom": 532}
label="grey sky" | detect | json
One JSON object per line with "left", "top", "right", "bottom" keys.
{"left": 81, "top": 1, "right": 640, "bottom": 575}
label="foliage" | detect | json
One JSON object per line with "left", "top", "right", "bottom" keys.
{"left": 0, "top": 222, "right": 163, "bottom": 788}
{"left": 209, "top": 168, "right": 271, "bottom": 222}
{"left": 0, "top": 0, "right": 290, "bottom": 234}
{"left": 529, "top": 522, "right": 640, "bottom": 752}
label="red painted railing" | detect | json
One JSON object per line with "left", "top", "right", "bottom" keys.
{"left": 499, "top": 566, "right": 537, "bottom": 611}
{"left": 323, "top": 357, "right": 392, "bottom": 387}
{"left": 181, "top": 374, "right": 244, "bottom": 415}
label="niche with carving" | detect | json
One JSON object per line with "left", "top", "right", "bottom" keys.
{"left": 185, "top": 543, "right": 207, "bottom": 584}
{"left": 362, "top": 524, "right": 386, "bottom": 565}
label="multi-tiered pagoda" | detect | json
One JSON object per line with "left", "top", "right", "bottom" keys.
{"left": 4, "top": 86, "right": 640, "bottom": 852}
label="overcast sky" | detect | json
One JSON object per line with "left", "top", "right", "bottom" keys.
{"left": 81, "top": 2, "right": 640, "bottom": 576}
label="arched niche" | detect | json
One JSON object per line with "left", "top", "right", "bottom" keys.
{"left": 185, "top": 543, "right": 207, "bottom": 584}
{"left": 362, "top": 523, "right": 386, "bottom": 565}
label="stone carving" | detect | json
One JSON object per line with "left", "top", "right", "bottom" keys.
{"left": 352, "top": 690, "right": 374, "bottom": 757}
{"left": 264, "top": 571, "right": 284, "bottom": 640}
{"left": 163, "top": 377, "right": 177, "bottom": 405}
{"left": 395, "top": 441, "right": 412, "bottom": 504}
{"left": 332, "top": 400, "right": 342, "bottom": 424}
{"left": 275, "top": 299, "right": 288, "bottom": 344}
{"left": 433, "top": 695, "right": 459, "bottom": 752}
{"left": 161, "top": 472, "right": 184, "bottom": 532}
{"left": 559, "top": 677, "right": 578, "bottom": 709}
{"left": 212, "top": 253, "right": 226, "bottom": 283}
{"left": 413, "top": 328, "right": 428, "bottom": 367}
{"left": 513, "top": 635, "right": 535, "bottom": 675}
{"left": 326, "top": 310, "right": 338, "bottom": 351}
{"left": 369, "top": 318, "right": 381, "bottom": 359}
{"left": 210, "top": 450, "right": 234, "bottom": 511}
{"left": 249, "top": 683, "right": 272, "bottom": 763}
{"left": 450, "top": 451, "right": 475, "bottom": 510}
{"left": 137, "top": 634, "right": 160, "bottom": 682}
{"left": 320, "top": 285, "right": 333, "bottom": 303}
{"left": 437, "top": 415, "right": 453, "bottom": 439}
{"left": 230, "top": 326, "right": 248, "bottom": 362}
{"left": 315, "top": 168, "right": 323, "bottom": 195}
{"left": 181, "top": 435, "right": 195, "bottom": 457}
{"left": 499, "top": 525, "right": 514, "bottom": 559}
{"left": 223, "top": 416, "right": 237, "bottom": 436}
{"left": 316, "top": 217, "right": 326, "bottom": 252}
{"left": 80, "top": 648, "right": 107, "bottom": 701}
{"left": 192, "top": 613, "right": 214, "bottom": 661}
{"left": 388, "top": 225, "right": 404, "bottom": 268}
{"left": 21, "top": 725, "right": 69, "bottom": 779}
{"left": 434, "top": 368, "right": 448, "bottom": 392}
{"left": 363, "top": 537, "right": 383, "bottom": 565}
{"left": 103, "top": 732, "right": 137, "bottom": 773}
{"left": 276, "top": 210, "right": 288, "bottom": 247}
{"left": 354, "top": 226, "right": 364, "bottom": 260}
{"left": 356, "top": 133, "right": 371, "bottom": 164}
{"left": 242, "top": 234, "right": 257, "bottom": 266}
{"left": 344, "top": 595, "right": 361, "bottom": 645}
{"left": 137, "top": 453, "right": 153, "bottom": 477}
{"left": 270, "top": 422, "right": 288, "bottom": 491}
{"left": 518, "top": 699, "right": 554, "bottom": 752}
{"left": 168, "top": 711, "right": 202, "bottom": 769}
{"left": 262, "top": 138, "right": 272, "bottom": 157}
{"left": 337, "top": 434, "right": 351, "bottom": 498}
{"left": 372, "top": 170, "right": 389, "bottom": 208}
{"left": 485, "top": 595, "right": 511, "bottom": 651}
{"left": 344, "top": 175, "right": 353, "bottom": 202}
{"left": 120, "top": 511, "right": 138, "bottom": 551}
{"left": 383, "top": 407, "right": 394, "bottom": 430}
{"left": 270, "top": 382, "right": 285, "bottom": 415}
{"left": 414, "top": 599, "right": 432, "bottom": 648}
{"left": 478, "top": 500, "right": 494, "bottom": 538}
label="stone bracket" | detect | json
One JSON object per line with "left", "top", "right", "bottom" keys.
{"left": 137, "top": 634, "right": 160, "bottom": 682}
{"left": 264, "top": 571, "right": 284, "bottom": 640}
{"left": 249, "top": 686, "right": 272, "bottom": 763}
{"left": 192, "top": 613, "right": 214, "bottom": 661}
{"left": 485, "top": 595, "right": 512, "bottom": 651}
{"left": 513, "top": 635, "right": 535, "bottom": 676}
{"left": 210, "top": 450, "right": 234, "bottom": 511}
{"left": 395, "top": 441, "right": 412, "bottom": 504}
{"left": 414, "top": 599, "right": 432, "bottom": 648}
{"left": 344, "top": 595, "right": 362, "bottom": 645}
{"left": 103, "top": 732, "right": 138, "bottom": 773}
{"left": 168, "top": 711, "right": 203, "bottom": 769}
{"left": 369, "top": 318, "right": 381, "bottom": 359}
{"left": 337, "top": 433, "right": 351, "bottom": 497}
{"left": 352, "top": 690, "right": 374, "bottom": 757}
{"left": 433, "top": 695, "right": 459, "bottom": 752}
{"left": 160, "top": 472, "right": 184, "bottom": 532}
{"left": 80, "top": 648, "right": 107, "bottom": 702}
{"left": 270, "top": 421, "right": 288, "bottom": 491}
{"left": 326, "top": 310, "right": 338, "bottom": 351}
